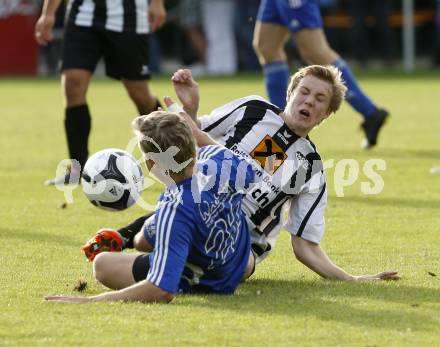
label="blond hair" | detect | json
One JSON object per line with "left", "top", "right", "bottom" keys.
{"left": 132, "top": 111, "right": 196, "bottom": 173}
{"left": 287, "top": 65, "right": 347, "bottom": 114}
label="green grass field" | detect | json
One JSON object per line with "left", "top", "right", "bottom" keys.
{"left": 1, "top": 72, "right": 439, "bottom": 346}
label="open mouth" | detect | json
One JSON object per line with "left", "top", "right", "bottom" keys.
{"left": 299, "top": 109, "right": 310, "bottom": 117}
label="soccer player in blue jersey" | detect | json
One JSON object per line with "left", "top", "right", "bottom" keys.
{"left": 252, "top": 0, "right": 389, "bottom": 149}
{"left": 45, "top": 111, "right": 255, "bottom": 303}
{"left": 82, "top": 66, "right": 399, "bottom": 284}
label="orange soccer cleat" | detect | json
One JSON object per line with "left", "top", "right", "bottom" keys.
{"left": 81, "top": 229, "right": 123, "bottom": 261}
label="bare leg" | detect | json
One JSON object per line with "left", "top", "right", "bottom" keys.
{"left": 253, "top": 21, "right": 290, "bottom": 65}
{"left": 122, "top": 80, "right": 159, "bottom": 114}
{"left": 292, "top": 28, "right": 339, "bottom": 65}
{"left": 93, "top": 252, "right": 143, "bottom": 290}
{"left": 253, "top": 21, "right": 291, "bottom": 108}
{"left": 57, "top": 69, "right": 92, "bottom": 176}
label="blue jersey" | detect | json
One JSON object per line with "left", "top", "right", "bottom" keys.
{"left": 146, "top": 145, "right": 254, "bottom": 295}
{"left": 257, "top": 0, "right": 323, "bottom": 33}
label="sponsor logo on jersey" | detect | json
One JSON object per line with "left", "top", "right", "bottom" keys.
{"left": 250, "top": 135, "right": 288, "bottom": 175}
{"left": 275, "top": 130, "right": 292, "bottom": 145}
{"left": 296, "top": 151, "right": 310, "bottom": 170}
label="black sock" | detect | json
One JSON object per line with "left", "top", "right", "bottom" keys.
{"left": 154, "top": 98, "right": 162, "bottom": 110}
{"left": 64, "top": 104, "right": 91, "bottom": 170}
{"left": 118, "top": 212, "right": 154, "bottom": 249}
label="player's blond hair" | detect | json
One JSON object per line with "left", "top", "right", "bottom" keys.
{"left": 132, "top": 111, "right": 196, "bottom": 173}
{"left": 286, "top": 65, "right": 347, "bottom": 114}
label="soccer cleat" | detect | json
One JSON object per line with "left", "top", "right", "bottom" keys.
{"left": 82, "top": 229, "right": 123, "bottom": 262}
{"left": 360, "top": 108, "right": 389, "bottom": 149}
{"left": 44, "top": 164, "right": 81, "bottom": 186}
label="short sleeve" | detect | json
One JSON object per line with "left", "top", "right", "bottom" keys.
{"left": 284, "top": 174, "right": 327, "bottom": 244}
{"left": 199, "top": 95, "right": 267, "bottom": 139}
{"left": 146, "top": 191, "right": 194, "bottom": 293}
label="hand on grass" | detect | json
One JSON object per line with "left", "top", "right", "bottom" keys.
{"left": 44, "top": 295, "right": 92, "bottom": 304}
{"left": 354, "top": 271, "right": 400, "bottom": 281}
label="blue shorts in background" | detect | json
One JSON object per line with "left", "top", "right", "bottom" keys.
{"left": 257, "top": 0, "right": 323, "bottom": 33}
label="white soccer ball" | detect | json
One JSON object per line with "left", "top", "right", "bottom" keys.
{"left": 81, "top": 149, "right": 144, "bottom": 211}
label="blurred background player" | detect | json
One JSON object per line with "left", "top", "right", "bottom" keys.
{"left": 46, "top": 111, "right": 255, "bottom": 303}
{"left": 35, "top": 0, "right": 166, "bottom": 185}
{"left": 252, "top": 0, "right": 389, "bottom": 149}
{"left": 179, "top": 0, "right": 207, "bottom": 75}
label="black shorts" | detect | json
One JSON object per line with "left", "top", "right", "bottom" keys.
{"left": 132, "top": 253, "right": 151, "bottom": 282}
{"left": 61, "top": 24, "right": 151, "bottom": 80}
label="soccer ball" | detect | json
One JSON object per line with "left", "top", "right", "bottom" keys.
{"left": 81, "top": 149, "right": 144, "bottom": 211}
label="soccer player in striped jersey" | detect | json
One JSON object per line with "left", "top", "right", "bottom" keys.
{"left": 85, "top": 65, "right": 399, "bottom": 282}
{"left": 45, "top": 111, "right": 255, "bottom": 304}
{"left": 35, "top": 0, "right": 165, "bottom": 185}
{"left": 164, "top": 66, "right": 399, "bottom": 281}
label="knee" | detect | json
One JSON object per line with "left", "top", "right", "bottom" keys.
{"left": 63, "top": 74, "right": 88, "bottom": 105}
{"left": 92, "top": 252, "right": 112, "bottom": 285}
{"left": 253, "top": 37, "right": 280, "bottom": 64}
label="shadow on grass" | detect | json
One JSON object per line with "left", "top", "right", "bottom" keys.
{"left": 1, "top": 227, "right": 79, "bottom": 245}
{"left": 331, "top": 195, "right": 440, "bottom": 210}
{"left": 184, "top": 278, "right": 438, "bottom": 331}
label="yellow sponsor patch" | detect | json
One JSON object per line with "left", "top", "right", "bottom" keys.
{"left": 250, "top": 135, "right": 288, "bottom": 175}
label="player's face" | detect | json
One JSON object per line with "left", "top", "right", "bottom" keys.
{"left": 283, "top": 75, "right": 332, "bottom": 136}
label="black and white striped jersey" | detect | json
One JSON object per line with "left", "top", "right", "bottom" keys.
{"left": 199, "top": 96, "right": 327, "bottom": 263}
{"left": 66, "top": 0, "right": 150, "bottom": 33}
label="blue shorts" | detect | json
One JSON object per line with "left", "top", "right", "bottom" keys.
{"left": 142, "top": 214, "right": 156, "bottom": 247}
{"left": 257, "top": 0, "right": 323, "bottom": 33}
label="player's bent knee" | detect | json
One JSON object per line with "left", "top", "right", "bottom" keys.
{"left": 63, "top": 75, "right": 88, "bottom": 105}
{"left": 92, "top": 252, "right": 112, "bottom": 285}
{"left": 253, "top": 40, "right": 283, "bottom": 64}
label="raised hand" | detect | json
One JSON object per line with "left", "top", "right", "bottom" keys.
{"left": 171, "top": 69, "right": 200, "bottom": 118}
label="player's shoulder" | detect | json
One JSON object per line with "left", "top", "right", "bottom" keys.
{"left": 212, "top": 95, "right": 281, "bottom": 115}
{"left": 239, "top": 95, "right": 282, "bottom": 113}
{"left": 302, "top": 136, "right": 322, "bottom": 161}
{"left": 198, "top": 144, "right": 240, "bottom": 158}
{"left": 159, "top": 184, "right": 197, "bottom": 219}
{"left": 197, "top": 145, "right": 226, "bottom": 161}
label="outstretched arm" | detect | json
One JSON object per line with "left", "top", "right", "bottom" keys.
{"left": 45, "top": 280, "right": 173, "bottom": 304}
{"left": 291, "top": 236, "right": 400, "bottom": 281}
